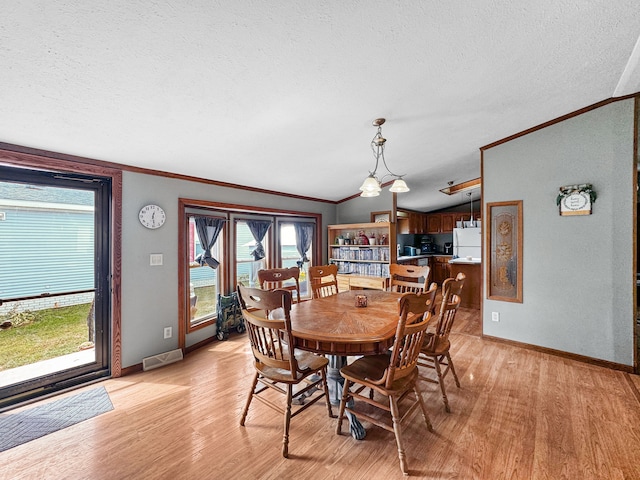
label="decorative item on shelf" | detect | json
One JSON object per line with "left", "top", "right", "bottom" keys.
{"left": 368, "top": 233, "right": 377, "bottom": 245}
{"left": 359, "top": 118, "right": 410, "bottom": 197}
{"left": 556, "top": 183, "right": 596, "bottom": 216}
{"left": 380, "top": 234, "right": 387, "bottom": 245}
{"left": 358, "top": 230, "right": 369, "bottom": 245}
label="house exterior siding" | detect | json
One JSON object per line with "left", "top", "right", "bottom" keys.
{"left": 0, "top": 183, "right": 95, "bottom": 314}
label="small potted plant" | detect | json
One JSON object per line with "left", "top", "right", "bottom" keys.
{"left": 336, "top": 235, "right": 345, "bottom": 245}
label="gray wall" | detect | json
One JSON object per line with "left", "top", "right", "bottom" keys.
{"left": 482, "top": 99, "right": 636, "bottom": 366}
{"left": 121, "top": 172, "right": 337, "bottom": 367}
{"left": 336, "top": 189, "right": 393, "bottom": 224}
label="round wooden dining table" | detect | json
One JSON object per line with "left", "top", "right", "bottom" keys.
{"left": 290, "top": 289, "right": 401, "bottom": 355}
{"left": 289, "top": 289, "right": 401, "bottom": 440}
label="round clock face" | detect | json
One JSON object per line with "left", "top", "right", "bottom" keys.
{"left": 139, "top": 204, "right": 166, "bottom": 229}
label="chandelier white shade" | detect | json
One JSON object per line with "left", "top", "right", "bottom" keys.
{"left": 359, "top": 118, "right": 409, "bottom": 197}
{"left": 389, "top": 178, "right": 410, "bottom": 193}
{"left": 359, "top": 174, "right": 382, "bottom": 195}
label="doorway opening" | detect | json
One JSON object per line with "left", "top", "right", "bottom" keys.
{"left": 0, "top": 165, "right": 112, "bottom": 409}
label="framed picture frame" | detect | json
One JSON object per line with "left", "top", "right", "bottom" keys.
{"left": 556, "top": 183, "right": 596, "bottom": 216}
{"left": 486, "top": 200, "right": 523, "bottom": 303}
{"left": 370, "top": 211, "right": 391, "bottom": 223}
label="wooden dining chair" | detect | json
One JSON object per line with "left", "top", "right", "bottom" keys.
{"left": 336, "top": 292, "right": 434, "bottom": 476}
{"left": 308, "top": 264, "right": 339, "bottom": 298}
{"left": 418, "top": 275, "right": 465, "bottom": 413}
{"left": 430, "top": 271, "right": 465, "bottom": 315}
{"left": 389, "top": 263, "right": 431, "bottom": 293}
{"left": 237, "top": 285, "right": 334, "bottom": 458}
{"left": 257, "top": 266, "right": 301, "bottom": 303}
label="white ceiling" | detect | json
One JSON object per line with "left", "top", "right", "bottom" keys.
{"left": 1, "top": 1, "right": 639, "bottom": 211}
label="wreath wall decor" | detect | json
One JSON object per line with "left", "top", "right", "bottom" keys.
{"left": 556, "top": 183, "right": 596, "bottom": 216}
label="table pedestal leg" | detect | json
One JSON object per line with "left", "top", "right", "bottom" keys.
{"left": 328, "top": 355, "right": 366, "bottom": 440}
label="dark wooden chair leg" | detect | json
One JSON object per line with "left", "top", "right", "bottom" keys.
{"left": 240, "top": 372, "right": 259, "bottom": 426}
{"left": 282, "top": 384, "right": 293, "bottom": 458}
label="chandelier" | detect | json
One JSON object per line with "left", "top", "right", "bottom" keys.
{"left": 359, "top": 118, "right": 410, "bottom": 197}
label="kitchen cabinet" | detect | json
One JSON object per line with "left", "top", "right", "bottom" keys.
{"left": 397, "top": 211, "right": 427, "bottom": 234}
{"left": 441, "top": 214, "right": 456, "bottom": 233}
{"left": 425, "top": 214, "right": 442, "bottom": 234}
{"left": 425, "top": 212, "right": 479, "bottom": 233}
{"left": 431, "top": 256, "right": 452, "bottom": 285}
{"left": 449, "top": 262, "right": 481, "bottom": 309}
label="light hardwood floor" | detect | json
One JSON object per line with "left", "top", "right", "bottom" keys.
{"left": 3, "top": 308, "right": 640, "bottom": 479}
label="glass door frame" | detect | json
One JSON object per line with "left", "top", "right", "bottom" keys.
{"left": 0, "top": 146, "right": 122, "bottom": 410}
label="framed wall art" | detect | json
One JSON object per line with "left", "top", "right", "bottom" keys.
{"left": 370, "top": 211, "right": 391, "bottom": 223}
{"left": 486, "top": 200, "right": 523, "bottom": 303}
{"left": 556, "top": 183, "right": 596, "bottom": 216}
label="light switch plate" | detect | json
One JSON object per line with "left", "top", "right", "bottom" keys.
{"left": 150, "top": 254, "right": 163, "bottom": 266}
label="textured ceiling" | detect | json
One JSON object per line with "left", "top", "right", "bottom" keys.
{"left": 1, "top": 1, "right": 639, "bottom": 211}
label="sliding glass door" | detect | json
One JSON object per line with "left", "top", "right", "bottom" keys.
{"left": 0, "top": 166, "right": 111, "bottom": 409}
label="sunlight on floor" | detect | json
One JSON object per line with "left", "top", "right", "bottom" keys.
{"left": 0, "top": 349, "right": 95, "bottom": 388}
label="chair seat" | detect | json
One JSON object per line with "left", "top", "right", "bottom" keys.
{"left": 422, "top": 333, "right": 451, "bottom": 356}
{"left": 258, "top": 350, "right": 329, "bottom": 383}
{"left": 341, "top": 354, "right": 418, "bottom": 394}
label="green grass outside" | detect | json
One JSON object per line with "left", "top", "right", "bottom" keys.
{"left": 0, "top": 303, "right": 92, "bottom": 371}
{"left": 193, "top": 285, "right": 217, "bottom": 319}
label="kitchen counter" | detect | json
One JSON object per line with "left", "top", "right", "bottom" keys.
{"left": 449, "top": 257, "right": 481, "bottom": 265}
{"left": 396, "top": 254, "right": 452, "bottom": 262}
{"left": 397, "top": 254, "right": 432, "bottom": 262}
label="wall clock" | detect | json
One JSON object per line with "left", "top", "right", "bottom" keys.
{"left": 139, "top": 204, "right": 166, "bottom": 229}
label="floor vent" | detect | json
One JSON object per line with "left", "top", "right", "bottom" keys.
{"left": 142, "top": 349, "right": 183, "bottom": 371}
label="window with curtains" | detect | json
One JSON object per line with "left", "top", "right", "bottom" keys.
{"left": 235, "top": 219, "right": 270, "bottom": 288}
{"left": 278, "top": 221, "right": 314, "bottom": 298}
{"left": 187, "top": 214, "right": 225, "bottom": 328}
{"left": 179, "top": 198, "right": 319, "bottom": 335}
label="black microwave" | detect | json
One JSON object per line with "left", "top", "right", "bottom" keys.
{"left": 420, "top": 243, "right": 436, "bottom": 254}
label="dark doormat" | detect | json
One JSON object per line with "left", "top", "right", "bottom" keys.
{"left": 0, "top": 386, "right": 113, "bottom": 452}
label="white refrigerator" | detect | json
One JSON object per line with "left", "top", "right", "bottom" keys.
{"left": 452, "top": 227, "right": 481, "bottom": 259}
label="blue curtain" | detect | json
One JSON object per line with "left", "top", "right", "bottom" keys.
{"left": 246, "top": 220, "right": 272, "bottom": 261}
{"left": 294, "top": 223, "right": 314, "bottom": 268}
{"left": 194, "top": 217, "right": 225, "bottom": 269}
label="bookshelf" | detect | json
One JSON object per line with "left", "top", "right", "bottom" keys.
{"left": 327, "top": 222, "right": 396, "bottom": 291}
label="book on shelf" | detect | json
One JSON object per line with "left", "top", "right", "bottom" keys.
{"left": 330, "top": 246, "right": 390, "bottom": 262}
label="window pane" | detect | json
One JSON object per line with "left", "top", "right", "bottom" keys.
{"left": 235, "top": 220, "right": 267, "bottom": 288}
{"left": 280, "top": 223, "right": 312, "bottom": 299}
{"left": 188, "top": 216, "right": 221, "bottom": 325}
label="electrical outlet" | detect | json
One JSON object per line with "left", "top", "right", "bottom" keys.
{"left": 163, "top": 327, "right": 172, "bottom": 339}
{"left": 491, "top": 312, "right": 500, "bottom": 322}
